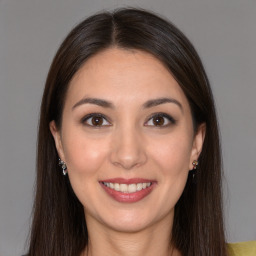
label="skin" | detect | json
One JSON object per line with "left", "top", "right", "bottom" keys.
{"left": 50, "top": 48, "right": 205, "bottom": 256}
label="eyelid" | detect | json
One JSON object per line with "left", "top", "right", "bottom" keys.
{"left": 81, "top": 113, "right": 112, "bottom": 127}
{"left": 144, "top": 112, "right": 177, "bottom": 127}
{"left": 81, "top": 112, "right": 176, "bottom": 128}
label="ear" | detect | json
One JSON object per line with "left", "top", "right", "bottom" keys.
{"left": 189, "top": 123, "right": 206, "bottom": 170}
{"left": 49, "top": 121, "right": 65, "bottom": 161}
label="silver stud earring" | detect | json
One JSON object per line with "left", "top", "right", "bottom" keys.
{"left": 58, "top": 158, "right": 67, "bottom": 175}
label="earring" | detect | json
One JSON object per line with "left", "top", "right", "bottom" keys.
{"left": 192, "top": 160, "right": 198, "bottom": 170}
{"left": 191, "top": 160, "right": 198, "bottom": 180}
{"left": 58, "top": 158, "right": 67, "bottom": 175}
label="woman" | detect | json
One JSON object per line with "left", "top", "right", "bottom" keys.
{"left": 26, "top": 8, "right": 255, "bottom": 256}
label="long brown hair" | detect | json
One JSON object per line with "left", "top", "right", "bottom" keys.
{"left": 27, "top": 8, "right": 227, "bottom": 256}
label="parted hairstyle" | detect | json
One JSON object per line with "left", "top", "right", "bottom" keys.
{"left": 27, "top": 8, "right": 227, "bottom": 256}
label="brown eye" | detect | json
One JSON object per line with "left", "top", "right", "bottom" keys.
{"left": 152, "top": 116, "right": 165, "bottom": 126}
{"left": 91, "top": 116, "right": 103, "bottom": 126}
{"left": 145, "top": 113, "right": 176, "bottom": 127}
{"left": 82, "top": 114, "right": 111, "bottom": 127}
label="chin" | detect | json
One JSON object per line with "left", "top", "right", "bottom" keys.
{"left": 94, "top": 206, "right": 173, "bottom": 234}
{"left": 105, "top": 218, "right": 152, "bottom": 233}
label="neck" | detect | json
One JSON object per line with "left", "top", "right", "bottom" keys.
{"left": 82, "top": 213, "right": 181, "bottom": 256}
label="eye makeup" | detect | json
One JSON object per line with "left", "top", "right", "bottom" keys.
{"left": 81, "top": 113, "right": 112, "bottom": 127}
{"left": 80, "top": 111, "right": 177, "bottom": 129}
{"left": 144, "top": 112, "right": 177, "bottom": 128}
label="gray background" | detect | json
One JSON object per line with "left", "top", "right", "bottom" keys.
{"left": 0, "top": 0, "right": 255, "bottom": 255}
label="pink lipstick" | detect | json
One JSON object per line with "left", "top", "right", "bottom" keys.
{"left": 99, "top": 178, "right": 156, "bottom": 203}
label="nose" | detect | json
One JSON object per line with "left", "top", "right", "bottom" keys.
{"left": 110, "top": 126, "right": 147, "bottom": 170}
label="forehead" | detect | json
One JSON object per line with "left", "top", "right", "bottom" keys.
{"left": 67, "top": 47, "right": 190, "bottom": 109}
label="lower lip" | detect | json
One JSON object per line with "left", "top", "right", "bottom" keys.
{"left": 100, "top": 183, "right": 156, "bottom": 203}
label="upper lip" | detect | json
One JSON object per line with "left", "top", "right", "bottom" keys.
{"left": 99, "top": 178, "right": 156, "bottom": 184}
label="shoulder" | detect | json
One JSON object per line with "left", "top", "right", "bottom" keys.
{"left": 227, "top": 241, "right": 256, "bottom": 256}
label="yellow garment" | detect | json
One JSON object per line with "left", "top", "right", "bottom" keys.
{"left": 228, "top": 241, "right": 256, "bottom": 256}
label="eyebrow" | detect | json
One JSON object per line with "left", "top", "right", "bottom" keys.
{"left": 142, "top": 97, "right": 183, "bottom": 111}
{"left": 72, "top": 98, "right": 114, "bottom": 110}
{"left": 72, "top": 97, "right": 183, "bottom": 111}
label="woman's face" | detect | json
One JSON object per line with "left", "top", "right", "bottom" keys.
{"left": 50, "top": 48, "right": 204, "bottom": 232}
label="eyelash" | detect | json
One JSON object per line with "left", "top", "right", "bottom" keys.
{"left": 81, "top": 113, "right": 111, "bottom": 127}
{"left": 145, "top": 112, "right": 176, "bottom": 127}
{"left": 81, "top": 112, "right": 176, "bottom": 128}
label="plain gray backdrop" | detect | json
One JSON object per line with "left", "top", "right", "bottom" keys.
{"left": 0, "top": 0, "right": 255, "bottom": 255}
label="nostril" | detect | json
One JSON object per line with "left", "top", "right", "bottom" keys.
{"left": 112, "top": 160, "right": 140, "bottom": 170}
{"left": 109, "top": 132, "right": 147, "bottom": 169}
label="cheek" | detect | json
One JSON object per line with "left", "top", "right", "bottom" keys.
{"left": 61, "top": 128, "right": 108, "bottom": 176}
{"left": 149, "top": 133, "right": 192, "bottom": 209}
{"left": 61, "top": 129, "right": 110, "bottom": 207}
{"left": 150, "top": 134, "right": 192, "bottom": 172}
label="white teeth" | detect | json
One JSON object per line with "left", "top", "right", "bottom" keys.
{"left": 114, "top": 183, "right": 120, "bottom": 191}
{"left": 120, "top": 184, "right": 128, "bottom": 193}
{"left": 103, "top": 182, "right": 152, "bottom": 193}
{"left": 137, "top": 183, "right": 143, "bottom": 191}
{"left": 128, "top": 184, "right": 137, "bottom": 193}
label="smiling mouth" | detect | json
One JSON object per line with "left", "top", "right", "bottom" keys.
{"left": 101, "top": 182, "right": 152, "bottom": 193}
{"left": 99, "top": 178, "right": 156, "bottom": 203}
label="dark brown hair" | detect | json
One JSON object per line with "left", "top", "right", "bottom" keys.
{"left": 27, "top": 8, "right": 227, "bottom": 256}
